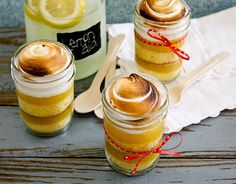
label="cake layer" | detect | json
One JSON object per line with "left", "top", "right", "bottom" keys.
{"left": 16, "top": 84, "right": 73, "bottom": 105}
{"left": 17, "top": 84, "right": 74, "bottom": 117}
{"left": 136, "top": 56, "right": 181, "bottom": 82}
{"left": 105, "top": 139, "right": 159, "bottom": 173}
{"left": 20, "top": 103, "right": 73, "bottom": 136}
{"left": 104, "top": 117, "right": 164, "bottom": 152}
{"left": 135, "top": 35, "right": 185, "bottom": 65}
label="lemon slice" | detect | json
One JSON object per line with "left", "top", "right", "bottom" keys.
{"left": 24, "top": 0, "right": 41, "bottom": 21}
{"left": 28, "top": 0, "right": 39, "bottom": 12}
{"left": 39, "top": 0, "right": 86, "bottom": 29}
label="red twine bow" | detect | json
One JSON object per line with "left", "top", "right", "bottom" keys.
{"left": 104, "top": 126, "right": 182, "bottom": 176}
{"left": 147, "top": 28, "right": 190, "bottom": 61}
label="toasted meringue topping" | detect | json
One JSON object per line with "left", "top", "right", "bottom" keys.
{"left": 140, "top": 0, "right": 185, "bottom": 22}
{"left": 107, "top": 74, "right": 160, "bottom": 116}
{"left": 19, "top": 41, "right": 69, "bottom": 76}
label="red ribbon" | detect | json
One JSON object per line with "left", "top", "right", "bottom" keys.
{"left": 104, "top": 126, "right": 182, "bottom": 176}
{"left": 147, "top": 28, "right": 190, "bottom": 61}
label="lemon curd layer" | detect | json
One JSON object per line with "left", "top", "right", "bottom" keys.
{"left": 104, "top": 117, "right": 164, "bottom": 152}
{"left": 135, "top": 34, "right": 185, "bottom": 64}
{"left": 105, "top": 139, "right": 159, "bottom": 173}
{"left": 17, "top": 84, "right": 74, "bottom": 117}
{"left": 24, "top": 0, "right": 106, "bottom": 80}
{"left": 104, "top": 117, "right": 164, "bottom": 173}
{"left": 136, "top": 56, "right": 182, "bottom": 82}
{"left": 20, "top": 103, "right": 73, "bottom": 136}
{"left": 135, "top": 34, "right": 185, "bottom": 81}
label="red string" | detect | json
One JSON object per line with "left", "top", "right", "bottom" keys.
{"left": 135, "top": 31, "right": 187, "bottom": 47}
{"left": 147, "top": 28, "right": 190, "bottom": 60}
{"left": 104, "top": 126, "right": 182, "bottom": 176}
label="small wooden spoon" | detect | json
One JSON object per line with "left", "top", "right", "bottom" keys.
{"left": 168, "top": 51, "right": 230, "bottom": 107}
{"left": 74, "top": 34, "right": 125, "bottom": 113}
{"left": 94, "top": 57, "right": 117, "bottom": 119}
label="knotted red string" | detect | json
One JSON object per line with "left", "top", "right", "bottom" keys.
{"left": 147, "top": 28, "right": 190, "bottom": 61}
{"left": 104, "top": 126, "right": 182, "bottom": 176}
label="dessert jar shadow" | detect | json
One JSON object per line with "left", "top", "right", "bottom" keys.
{"left": 134, "top": 0, "right": 191, "bottom": 82}
{"left": 102, "top": 73, "right": 168, "bottom": 176}
{"left": 11, "top": 40, "right": 76, "bottom": 137}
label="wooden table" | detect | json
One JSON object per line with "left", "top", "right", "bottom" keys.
{"left": 0, "top": 28, "right": 236, "bottom": 184}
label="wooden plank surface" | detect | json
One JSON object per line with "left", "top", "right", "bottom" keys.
{"left": 0, "top": 158, "right": 235, "bottom": 184}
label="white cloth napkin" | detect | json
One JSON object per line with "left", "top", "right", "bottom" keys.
{"left": 107, "top": 7, "right": 236, "bottom": 133}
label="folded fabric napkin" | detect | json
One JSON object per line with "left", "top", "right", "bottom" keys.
{"left": 107, "top": 7, "right": 236, "bottom": 133}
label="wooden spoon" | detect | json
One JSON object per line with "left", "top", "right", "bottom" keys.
{"left": 74, "top": 34, "right": 125, "bottom": 113}
{"left": 168, "top": 51, "right": 230, "bottom": 107}
{"left": 94, "top": 57, "right": 117, "bottom": 119}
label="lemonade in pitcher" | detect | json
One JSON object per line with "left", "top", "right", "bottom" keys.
{"left": 24, "top": 0, "right": 107, "bottom": 80}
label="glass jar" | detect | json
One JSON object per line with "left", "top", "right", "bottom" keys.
{"left": 11, "top": 41, "right": 75, "bottom": 137}
{"left": 134, "top": 0, "right": 191, "bottom": 82}
{"left": 24, "top": 0, "right": 106, "bottom": 80}
{"left": 102, "top": 73, "right": 168, "bottom": 176}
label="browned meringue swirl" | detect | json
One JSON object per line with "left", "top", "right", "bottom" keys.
{"left": 139, "top": 0, "right": 185, "bottom": 22}
{"left": 108, "top": 74, "right": 160, "bottom": 116}
{"left": 19, "top": 41, "right": 68, "bottom": 76}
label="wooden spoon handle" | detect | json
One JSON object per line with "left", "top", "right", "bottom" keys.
{"left": 90, "top": 34, "right": 125, "bottom": 90}
{"left": 94, "top": 57, "right": 117, "bottom": 119}
{"left": 105, "top": 58, "right": 117, "bottom": 85}
{"left": 181, "top": 51, "right": 230, "bottom": 88}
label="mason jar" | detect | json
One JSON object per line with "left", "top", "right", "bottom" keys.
{"left": 102, "top": 73, "right": 168, "bottom": 175}
{"left": 11, "top": 40, "right": 75, "bottom": 137}
{"left": 134, "top": 0, "right": 191, "bottom": 82}
{"left": 24, "top": 0, "right": 106, "bottom": 80}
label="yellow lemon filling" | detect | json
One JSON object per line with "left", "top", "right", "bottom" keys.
{"left": 135, "top": 32, "right": 186, "bottom": 81}
{"left": 16, "top": 84, "right": 74, "bottom": 117}
{"left": 136, "top": 56, "right": 182, "bottom": 82}
{"left": 104, "top": 118, "right": 164, "bottom": 152}
{"left": 104, "top": 115, "right": 164, "bottom": 173}
{"left": 20, "top": 103, "right": 73, "bottom": 135}
{"left": 105, "top": 139, "right": 159, "bottom": 173}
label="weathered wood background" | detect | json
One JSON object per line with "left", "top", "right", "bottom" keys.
{"left": 0, "top": 28, "right": 235, "bottom": 183}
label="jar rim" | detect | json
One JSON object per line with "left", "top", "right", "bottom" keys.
{"left": 134, "top": 0, "right": 191, "bottom": 26}
{"left": 102, "top": 73, "right": 169, "bottom": 125}
{"left": 11, "top": 39, "right": 75, "bottom": 84}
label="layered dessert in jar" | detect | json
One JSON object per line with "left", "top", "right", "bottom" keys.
{"left": 102, "top": 73, "right": 168, "bottom": 175}
{"left": 134, "top": 0, "right": 191, "bottom": 82}
{"left": 11, "top": 41, "right": 75, "bottom": 136}
{"left": 24, "top": 0, "right": 106, "bottom": 80}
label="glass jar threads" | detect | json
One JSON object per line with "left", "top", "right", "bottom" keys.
{"left": 102, "top": 73, "right": 168, "bottom": 175}
{"left": 134, "top": 0, "right": 191, "bottom": 82}
{"left": 11, "top": 40, "right": 75, "bottom": 136}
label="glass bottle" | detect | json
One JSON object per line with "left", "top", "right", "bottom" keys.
{"left": 24, "top": 0, "right": 106, "bottom": 80}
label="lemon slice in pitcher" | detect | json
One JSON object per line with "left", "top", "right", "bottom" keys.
{"left": 24, "top": 0, "right": 41, "bottom": 21}
{"left": 39, "top": 0, "right": 86, "bottom": 29}
{"left": 28, "top": 0, "right": 39, "bottom": 12}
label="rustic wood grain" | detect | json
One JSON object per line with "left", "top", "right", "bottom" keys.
{"left": 0, "top": 158, "right": 235, "bottom": 184}
{"left": 0, "top": 106, "right": 236, "bottom": 159}
{"left": 0, "top": 28, "right": 25, "bottom": 105}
